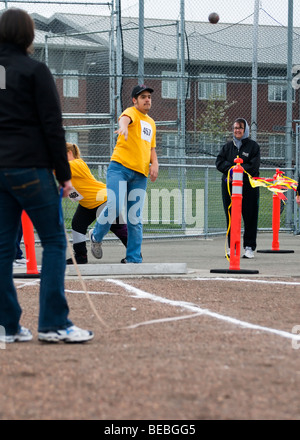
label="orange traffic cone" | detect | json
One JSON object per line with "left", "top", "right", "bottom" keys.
{"left": 13, "top": 211, "right": 40, "bottom": 278}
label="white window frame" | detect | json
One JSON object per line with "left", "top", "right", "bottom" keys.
{"left": 63, "top": 69, "right": 79, "bottom": 98}
{"left": 198, "top": 74, "right": 227, "bottom": 101}
{"left": 268, "top": 134, "right": 285, "bottom": 159}
{"left": 161, "top": 71, "right": 190, "bottom": 99}
{"left": 161, "top": 133, "right": 178, "bottom": 157}
{"left": 268, "top": 76, "right": 295, "bottom": 103}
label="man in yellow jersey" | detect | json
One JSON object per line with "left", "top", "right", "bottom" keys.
{"left": 89, "top": 84, "right": 159, "bottom": 263}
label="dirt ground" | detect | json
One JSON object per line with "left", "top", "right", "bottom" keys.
{"left": 1, "top": 274, "right": 300, "bottom": 421}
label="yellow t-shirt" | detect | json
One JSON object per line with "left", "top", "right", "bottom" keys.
{"left": 111, "top": 106, "right": 156, "bottom": 177}
{"left": 68, "top": 158, "right": 107, "bottom": 209}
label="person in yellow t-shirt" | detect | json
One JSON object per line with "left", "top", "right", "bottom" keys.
{"left": 66, "top": 142, "right": 127, "bottom": 264}
{"left": 89, "top": 84, "right": 159, "bottom": 263}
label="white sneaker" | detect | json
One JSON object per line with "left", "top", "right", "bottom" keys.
{"left": 13, "top": 257, "right": 27, "bottom": 268}
{"left": 89, "top": 229, "right": 103, "bottom": 259}
{"left": 15, "top": 257, "right": 27, "bottom": 266}
{"left": 0, "top": 326, "right": 33, "bottom": 343}
{"left": 38, "top": 325, "right": 94, "bottom": 343}
{"left": 243, "top": 247, "right": 254, "bottom": 259}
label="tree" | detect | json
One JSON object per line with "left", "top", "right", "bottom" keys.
{"left": 196, "top": 96, "right": 237, "bottom": 142}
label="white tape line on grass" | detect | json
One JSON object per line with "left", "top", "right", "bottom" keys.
{"left": 106, "top": 279, "right": 300, "bottom": 342}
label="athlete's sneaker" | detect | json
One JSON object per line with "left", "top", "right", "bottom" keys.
{"left": 89, "top": 229, "right": 103, "bottom": 259}
{"left": 15, "top": 257, "right": 27, "bottom": 265}
{"left": 243, "top": 247, "right": 254, "bottom": 259}
{"left": 13, "top": 257, "right": 27, "bottom": 268}
{"left": 0, "top": 326, "right": 33, "bottom": 343}
{"left": 38, "top": 325, "right": 94, "bottom": 343}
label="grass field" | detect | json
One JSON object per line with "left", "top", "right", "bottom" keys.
{"left": 62, "top": 166, "right": 291, "bottom": 237}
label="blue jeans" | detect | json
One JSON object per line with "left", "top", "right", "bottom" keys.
{"left": 0, "top": 168, "right": 72, "bottom": 334}
{"left": 93, "top": 161, "right": 147, "bottom": 263}
{"left": 15, "top": 222, "right": 23, "bottom": 259}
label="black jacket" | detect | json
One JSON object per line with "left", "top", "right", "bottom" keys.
{"left": 0, "top": 43, "right": 70, "bottom": 183}
{"left": 216, "top": 137, "right": 260, "bottom": 186}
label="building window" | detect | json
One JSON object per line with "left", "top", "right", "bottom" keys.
{"left": 161, "top": 133, "right": 178, "bottom": 157}
{"left": 268, "top": 76, "right": 295, "bottom": 102}
{"left": 198, "top": 132, "right": 224, "bottom": 156}
{"left": 161, "top": 71, "right": 190, "bottom": 99}
{"left": 65, "top": 132, "right": 78, "bottom": 145}
{"left": 50, "top": 68, "right": 57, "bottom": 85}
{"left": 268, "top": 135, "right": 285, "bottom": 159}
{"left": 63, "top": 70, "right": 79, "bottom": 98}
{"left": 198, "top": 74, "right": 227, "bottom": 100}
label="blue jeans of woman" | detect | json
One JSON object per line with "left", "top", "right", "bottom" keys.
{"left": 0, "top": 168, "right": 72, "bottom": 335}
{"left": 93, "top": 161, "right": 147, "bottom": 263}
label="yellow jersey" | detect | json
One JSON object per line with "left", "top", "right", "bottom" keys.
{"left": 111, "top": 106, "right": 156, "bottom": 177}
{"left": 68, "top": 158, "right": 107, "bottom": 209}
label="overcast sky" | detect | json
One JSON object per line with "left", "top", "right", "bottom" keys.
{"left": 10, "top": 0, "right": 300, "bottom": 27}
{"left": 120, "top": 0, "right": 299, "bottom": 27}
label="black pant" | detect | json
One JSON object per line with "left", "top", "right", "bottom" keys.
{"left": 221, "top": 179, "right": 259, "bottom": 250}
{"left": 71, "top": 203, "right": 128, "bottom": 258}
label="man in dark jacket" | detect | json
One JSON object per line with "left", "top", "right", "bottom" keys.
{"left": 0, "top": 8, "right": 93, "bottom": 343}
{"left": 216, "top": 118, "right": 260, "bottom": 259}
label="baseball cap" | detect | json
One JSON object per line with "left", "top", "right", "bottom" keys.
{"left": 131, "top": 84, "right": 154, "bottom": 98}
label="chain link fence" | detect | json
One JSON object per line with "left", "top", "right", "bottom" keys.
{"left": 2, "top": 0, "right": 300, "bottom": 239}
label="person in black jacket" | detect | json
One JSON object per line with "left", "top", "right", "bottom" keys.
{"left": 296, "top": 183, "right": 300, "bottom": 206}
{"left": 0, "top": 8, "right": 93, "bottom": 343}
{"left": 216, "top": 118, "right": 260, "bottom": 259}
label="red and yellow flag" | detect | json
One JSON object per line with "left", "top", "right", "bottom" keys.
{"left": 246, "top": 170, "right": 297, "bottom": 200}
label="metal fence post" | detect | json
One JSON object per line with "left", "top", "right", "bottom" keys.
{"left": 285, "top": 0, "right": 294, "bottom": 228}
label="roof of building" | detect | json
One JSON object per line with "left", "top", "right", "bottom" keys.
{"left": 28, "top": 12, "right": 300, "bottom": 67}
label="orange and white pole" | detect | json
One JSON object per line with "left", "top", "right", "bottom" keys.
{"left": 229, "top": 157, "right": 244, "bottom": 271}
{"left": 271, "top": 169, "right": 283, "bottom": 251}
{"left": 257, "top": 168, "right": 293, "bottom": 254}
{"left": 271, "top": 193, "right": 281, "bottom": 251}
{"left": 210, "top": 156, "right": 259, "bottom": 274}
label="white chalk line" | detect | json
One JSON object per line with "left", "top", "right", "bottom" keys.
{"left": 16, "top": 279, "right": 203, "bottom": 329}
{"left": 15, "top": 281, "right": 117, "bottom": 295}
{"left": 105, "top": 278, "right": 300, "bottom": 341}
{"left": 65, "top": 289, "right": 118, "bottom": 296}
{"left": 191, "top": 277, "right": 300, "bottom": 286}
{"left": 15, "top": 277, "right": 300, "bottom": 341}
{"left": 126, "top": 312, "right": 204, "bottom": 329}
{"left": 15, "top": 279, "right": 40, "bottom": 289}
{"left": 16, "top": 281, "right": 116, "bottom": 296}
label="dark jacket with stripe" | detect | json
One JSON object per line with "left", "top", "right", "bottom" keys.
{"left": 0, "top": 43, "right": 70, "bottom": 183}
{"left": 216, "top": 137, "right": 260, "bottom": 188}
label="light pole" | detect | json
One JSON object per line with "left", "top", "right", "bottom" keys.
{"left": 138, "top": 0, "right": 144, "bottom": 84}
{"left": 286, "top": 0, "right": 293, "bottom": 227}
{"left": 251, "top": 0, "right": 260, "bottom": 141}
